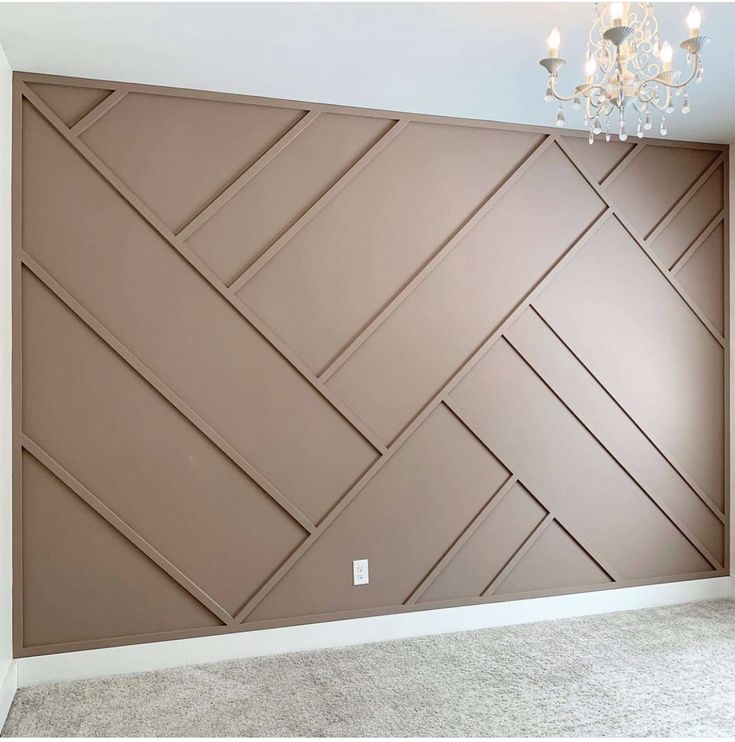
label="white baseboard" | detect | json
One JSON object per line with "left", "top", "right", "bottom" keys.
{"left": 0, "top": 660, "right": 17, "bottom": 730}
{"left": 17, "top": 576, "right": 733, "bottom": 688}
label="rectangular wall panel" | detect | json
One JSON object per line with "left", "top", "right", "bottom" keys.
{"left": 12, "top": 72, "right": 729, "bottom": 656}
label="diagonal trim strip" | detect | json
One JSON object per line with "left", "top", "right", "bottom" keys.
{"left": 599, "top": 142, "right": 647, "bottom": 189}
{"left": 670, "top": 210, "right": 725, "bottom": 276}
{"left": 319, "top": 134, "right": 557, "bottom": 381}
{"left": 646, "top": 153, "right": 725, "bottom": 244}
{"left": 530, "top": 305, "right": 725, "bottom": 522}
{"left": 20, "top": 252, "right": 316, "bottom": 534}
{"left": 22, "top": 435, "right": 237, "bottom": 626}
{"left": 69, "top": 89, "right": 128, "bottom": 137}
{"left": 21, "top": 82, "right": 387, "bottom": 456}
{"left": 443, "top": 397, "right": 622, "bottom": 584}
{"left": 227, "top": 117, "right": 411, "bottom": 292}
{"left": 555, "top": 137, "right": 725, "bottom": 347}
{"left": 176, "top": 110, "right": 321, "bottom": 241}
{"left": 233, "top": 209, "right": 614, "bottom": 623}
{"left": 482, "top": 512, "right": 556, "bottom": 597}
{"left": 503, "top": 334, "right": 724, "bottom": 571}
{"left": 404, "top": 473, "right": 519, "bottom": 605}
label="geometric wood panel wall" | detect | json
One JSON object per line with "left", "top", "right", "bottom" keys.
{"left": 12, "top": 72, "right": 729, "bottom": 656}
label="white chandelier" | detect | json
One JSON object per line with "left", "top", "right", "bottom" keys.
{"left": 540, "top": 3, "right": 710, "bottom": 142}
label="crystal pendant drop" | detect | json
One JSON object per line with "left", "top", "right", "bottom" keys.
{"left": 545, "top": 83, "right": 553, "bottom": 101}
{"left": 573, "top": 96, "right": 581, "bottom": 110}
{"left": 588, "top": 128, "right": 595, "bottom": 144}
{"left": 682, "top": 92, "right": 691, "bottom": 114}
{"left": 637, "top": 117, "right": 644, "bottom": 139}
{"left": 696, "top": 64, "right": 704, "bottom": 84}
{"left": 660, "top": 115, "right": 668, "bottom": 136}
{"left": 592, "top": 115, "right": 602, "bottom": 135}
{"left": 665, "top": 100, "right": 675, "bottom": 113}
{"left": 644, "top": 110, "right": 652, "bottom": 130}
{"left": 556, "top": 105, "right": 566, "bottom": 127}
{"left": 618, "top": 119, "right": 628, "bottom": 142}
{"left": 605, "top": 121, "right": 611, "bottom": 142}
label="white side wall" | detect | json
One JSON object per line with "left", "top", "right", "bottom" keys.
{"left": 0, "top": 40, "right": 15, "bottom": 726}
{"left": 730, "top": 148, "right": 734, "bottom": 580}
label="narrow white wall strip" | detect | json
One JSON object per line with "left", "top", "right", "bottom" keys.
{"left": 17, "top": 576, "right": 732, "bottom": 688}
{"left": 0, "top": 661, "right": 17, "bottom": 728}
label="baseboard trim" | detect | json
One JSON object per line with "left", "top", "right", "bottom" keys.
{"left": 0, "top": 660, "right": 17, "bottom": 730}
{"left": 17, "top": 575, "right": 733, "bottom": 687}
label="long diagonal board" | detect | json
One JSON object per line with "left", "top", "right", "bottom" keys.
{"left": 12, "top": 73, "right": 728, "bottom": 656}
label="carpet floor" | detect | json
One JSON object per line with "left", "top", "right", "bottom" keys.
{"left": 3, "top": 598, "right": 735, "bottom": 737}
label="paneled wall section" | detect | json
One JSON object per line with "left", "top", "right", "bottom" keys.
{"left": 12, "top": 73, "right": 729, "bottom": 656}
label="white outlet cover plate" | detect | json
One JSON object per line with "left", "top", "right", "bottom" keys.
{"left": 353, "top": 559, "right": 369, "bottom": 586}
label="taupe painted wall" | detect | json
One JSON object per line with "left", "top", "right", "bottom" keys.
{"left": 12, "top": 72, "right": 730, "bottom": 657}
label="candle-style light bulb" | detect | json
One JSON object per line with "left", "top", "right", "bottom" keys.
{"left": 687, "top": 5, "right": 702, "bottom": 36}
{"left": 547, "top": 27, "right": 561, "bottom": 57}
{"left": 660, "top": 40, "right": 673, "bottom": 69}
{"left": 610, "top": 2, "right": 625, "bottom": 25}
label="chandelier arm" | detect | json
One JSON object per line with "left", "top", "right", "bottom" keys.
{"left": 549, "top": 77, "right": 606, "bottom": 103}
{"left": 638, "top": 56, "right": 701, "bottom": 91}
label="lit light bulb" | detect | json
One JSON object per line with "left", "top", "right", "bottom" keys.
{"left": 660, "top": 115, "right": 668, "bottom": 136}
{"left": 547, "top": 27, "right": 561, "bottom": 57}
{"left": 687, "top": 5, "right": 702, "bottom": 37}
{"left": 610, "top": 2, "right": 624, "bottom": 25}
{"left": 585, "top": 56, "right": 597, "bottom": 77}
{"left": 556, "top": 105, "right": 566, "bottom": 127}
{"left": 682, "top": 92, "right": 691, "bottom": 114}
{"left": 660, "top": 41, "right": 673, "bottom": 69}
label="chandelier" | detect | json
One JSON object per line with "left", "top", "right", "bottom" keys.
{"left": 540, "top": 3, "right": 710, "bottom": 142}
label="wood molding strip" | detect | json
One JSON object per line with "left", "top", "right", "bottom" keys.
{"left": 670, "top": 210, "right": 725, "bottom": 276}
{"left": 69, "top": 89, "right": 128, "bottom": 137}
{"left": 21, "top": 83, "right": 387, "bottom": 456}
{"left": 599, "top": 143, "right": 646, "bottom": 189}
{"left": 318, "top": 133, "right": 557, "bottom": 381}
{"left": 20, "top": 252, "right": 316, "bottom": 535}
{"left": 22, "top": 435, "right": 236, "bottom": 626}
{"left": 646, "top": 153, "right": 725, "bottom": 244}
{"left": 443, "top": 397, "right": 624, "bottom": 583}
{"left": 404, "top": 473, "right": 520, "bottom": 605}
{"left": 529, "top": 305, "right": 725, "bottom": 522}
{"left": 13, "top": 71, "right": 727, "bottom": 151}
{"left": 555, "top": 137, "right": 725, "bottom": 348}
{"left": 176, "top": 110, "right": 321, "bottom": 241}
{"left": 233, "top": 209, "right": 614, "bottom": 623}
{"left": 503, "top": 334, "right": 724, "bottom": 571}
{"left": 482, "top": 513, "right": 555, "bottom": 597}
{"left": 227, "top": 117, "right": 411, "bottom": 292}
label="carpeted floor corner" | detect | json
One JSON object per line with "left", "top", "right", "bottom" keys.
{"left": 3, "top": 598, "right": 735, "bottom": 737}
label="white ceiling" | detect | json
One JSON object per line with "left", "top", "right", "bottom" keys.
{"left": 0, "top": 1, "right": 733, "bottom": 143}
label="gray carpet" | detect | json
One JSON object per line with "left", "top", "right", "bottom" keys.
{"left": 3, "top": 599, "right": 735, "bottom": 737}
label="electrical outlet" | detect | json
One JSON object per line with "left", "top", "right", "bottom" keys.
{"left": 353, "top": 558, "right": 369, "bottom": 586}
